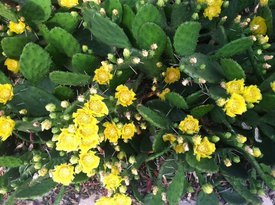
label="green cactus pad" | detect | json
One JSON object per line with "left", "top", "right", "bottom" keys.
{"left": 1, "top": 35, "right": 33, "bottom": 58}
{"left": 137, "top": 105, "right": 170, "bottom": 129}
{"left": 48, "top": 27, "right": 81, "bottom": 57}
{"left": 54, "top": 86, "right": 75, "bottom": 100}
{"left": 191, "top": 104, "right": 215, "bottom": 119}
{"left": 105, "top": 0, "right": 123, "bottom": 23}
{"left": 9, "top": 84, "right": 60, "bottom": 117}
{"left": 47, "top": 12, "right": 79, "bottom": 33}
{"left": 0, "top": 71, "right": 11, "bottom": 84}
{"left": 165, "top": 92, "right": 189, "bottom": 110}
{"left": 220, "top": 58, "right": 246, "bottom": 80}
{"left": 0, "top": 2, "right": 18, "bottom": 21}
{"left": 197, "top": 192, "right": 219, "bottom": 205}
{"left": 0, "top": 156, "right": 23, "bottom": 168}
{"left": 21, "top": 0, "right": 51, "bottom": 24}
{"left": 72, "top": 53, "right": 100, "bottom": 75}
{"left": 137, "top": 22, "right": 167, "bottom": 58}
{"left": 167, "top": 164, "right": 187, "bottom": 205}
{"left": 185, "top": 152, "right": 219, "bottom": 173}
{"left": 20, "top": 43, "right": 52, "bottom": 84}
{"left": 83, "top": 9, "right": 131, "bottom": 48}
{"left": 49, "top": 71, "right": 91, "bottom": 86}
{"left": 122, "top": 4, "right": 135, "bottom": 32}
{"left": 180, "top": 53, "right": 223, "bottom": 83}
{"left": 132, "top": 4, "right": 164, "bottom": 39}
{"left": 174, "top": 21, "right": 201, "bottom": 56}
{"left": 214, "top": 37, "right": 253, "bottom": 58}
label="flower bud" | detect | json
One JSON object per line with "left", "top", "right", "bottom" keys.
{"left": 46, "top": 141, "right": 54, "bottom": 148}
{"left": 252, "top": 147, "right": 262, "bottom": 158}
{"left": 19, "top": 109, "right": 28, "bottom": 115}
{"left": 33, "top": 155, "right": 41, "bottom": 162}
{"left": 61, "top": 101, "right": 70, "bottom": 108}
{"left": 233, "top": 156, "right": 240, "bottom": 163}
{"left": 45, "top": 103, "right": 56, "bottom": 112}
{"left": 202, "top": 183, "right": 213, "bottom": 194}
{"left": 123, "top": 48, "right": 131, "bottom": 58}
{"left": 38, "top": 167, "right": 48, "bottom": 177}
{"left": 41, "top": 120, "right": 52, "bottom": 131}
{"left": 119, "top": 185, "right": 127, "bottom": 193}
{"left": 34, "top": 163, "right": 42, "bottom": 170}
{"left": 129, "top": 156, "right": 136, "bottom": 164}
{"left": 223, "top": 158, "right": 232, "bottom": 167}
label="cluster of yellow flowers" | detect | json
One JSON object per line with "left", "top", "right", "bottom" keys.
{"left": 104, "top": 121, "right": 136, "bottom": 143}
{"left": 163, "top": 115, "right": 215, "bottom": 160}
{"left": 0, "top": 84, "right": 15, "bottom": 141}
{"left": 220, "top": 79, "right": 262, "bottom": 117}
{"left": 58, "top": 0, "right": 79, "bottom": 9}
{"left": 198, "top": 0, "right": 224, "bottom": 20}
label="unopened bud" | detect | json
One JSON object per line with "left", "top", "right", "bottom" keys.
{"left": 202, "top": 183, "right": 213, "bottom": 194}
{"left": 45, "top": 103, "right": 56, "bottom": 112}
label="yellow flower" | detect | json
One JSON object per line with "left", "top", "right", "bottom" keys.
{"left": 113, "top": 193, "right": 132, "bottom": 205}
{"left": 193, "top": 136, "right": 216, "bottom": 161}
{"left": 115, "top": 85, "right": 136, "bottom": 107}
{"left": 0, "top": 84, "right": 14, "bottom": 105}
{"left": 225, "top": 79, "right": 245, "bottom": 95}
{"left": 270, "top": 81, "right": 275, "bottom": 92}
{"left": 4, "top": 58, "right": 20, "bottom": 74}
{"left": 163, "top": 133, "right": 177, "bottom": 144}
{"left": 206, "top": 0, "right": 223, "bottom": 6}
{"left": 103, "top": 173, "right": 123, "bottom": 191}
{"left": 95, "top": 196, "right": 115, "bottom": 205}
{"left": 164, "top": 67, "right": 181, "bottom": 84}
{"left": 243, "top": 85, "right": 262, "bottom": 104}
{"left": 56, "top": 128, "right": 81, "bottom": 152}
{"left": 103, "top": 122, "right": 121, "bottom": 143}
{"left": 250, "top": 16, "right": 267, "bottom": 35}
{"left": 58, "top": 0, "right": 79, "bottom": 8}
{"left": 179, "top": 115, "right": 200, "bottom": 134}
{"left": 202, "top": 183, "right": 213, "bottom": 194}
{"left": 79, "top": 151, "right": 100, "bottom": 175}
{"left": 52, "top": 164, "right": 74, "bottom": 186}
{"left": 84, "top": 94, "right": 109, "bottom": 117}
{"left": 158, "top": 88, "right": 170, "bottom": 101}
{"left": 260, "top": 0, "right": 268, "bottom": 6}
{"left": 252, "top": 147, "right": 262, "bottom": 158}
{"left": 236, "top": 134, "right": 247, "bottom": 144}
{"left": 121, "top": 123, "right": 136, "bottom": 142}
{"left": 0, "top": 116, "right": 15, "bottom": 141}
{"left": 8, "top": 20, "right": 26, "bottom": 34}
{"left": 224, "top": 93, "right": 247, "bottom": 117}
{"left": 204, "top": 5, "right": 221, "bottom": 20}
{"left": 76, "top": 125, "right": 100, "bottom": 151}
{"left": 173, "top": 143, "right": 188, "bottom": 154}
{"left": 93, "top": 65, "right": 113, "bottom": 85}
{"left": 73, "top": 108, "right": 98, "bottom": 126}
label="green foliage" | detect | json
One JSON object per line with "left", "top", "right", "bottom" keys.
{"left": 186, "top": 152, "right": 219, "bottom": 173}
{"left": 0, "top": 156, "right": 23, "bottom": 168}
{"left": 48, "top": 27, "right": 81, "bottom": 57}
{"left": 180, "top": 53, "right": 224, "bottom": 83}
{"left": 191, "top": 104, "right": 214, "bottom": 119}
{"left": 225, "top": 177, "right": 261, "bottom": 205}
{"left": 174, "top": 22, "right": 201, "bottom": 56}
{"left": 83, "top": 9, "right": 131, "bottom": 48}
{"left": 152, "top": 131, "right": 167, "bottom": 153}
{"left": 20, "top": 43, "right": 52, "bottom": 84}
{"left": 220, "top": 58, "right": 246, "bottom": 80}
{"left": 166, "top": 164, "right": 187, "bottom": 205}
{"left": 137, "top": 22, "right": 167, "bottom": 58}
{"left": 197, "top": 192, "right": 219, "bottom": 205}
{"left": 0, "top": 2, "right": 17, "bottom": 21}
{"left": 1, "top": 35, "right": 33, "bottom": 58}
{"left": 132, "top": 4, "right": 164, "bottom": 39}
{"left": 105, "top": 0, "right": 123, "bottom": 22}
{"left": 137, "top": 105, "right": 170, "bottom": 129}
{"left": 165, "top": 92, "right": 189, "bottom": 110}
{"left": 21, "top": 0, "right": 51, "bottom": 24}
{"left": 47, "top": 12, "right": 79, "bottom": 33}
{"left": 49, "top": 71, "right": 91, "bottom": 86}
{"left": 53, "top": 86, "right": 75, "bottom": 100}
{"left": 10, "top": 84, "right": 60, "bottom": 117}
{"left": 0, "top": 71, "right": 11, "bottom": 84}
{"left": 16, "top": 178, "right": 56, "bottom": 199}
{"left": 214, "top": 37, "right": 253, "bottom": 58}
{"left": 71, "top": 53, "right": 100, "bottom": 75}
